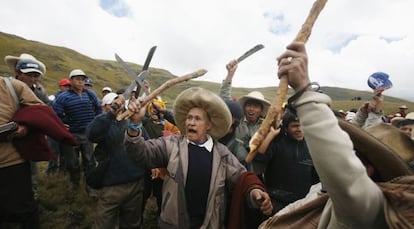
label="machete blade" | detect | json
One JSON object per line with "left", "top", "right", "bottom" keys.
{"left": 135, "top": 46, "right": 157, "bottom": 97}
{"left": 236, "top": 44, "right": 264, "bottom": 63}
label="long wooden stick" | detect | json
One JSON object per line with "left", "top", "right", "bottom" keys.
{"left": 116, "top": 69, "right": 207, "bottom": 121}
{"left": 245, "top": 0, "right": 328, "bottom": 163}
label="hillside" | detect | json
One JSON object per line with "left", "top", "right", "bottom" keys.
{"left": 1, "top": 31, "right": 413, "bottom": 114}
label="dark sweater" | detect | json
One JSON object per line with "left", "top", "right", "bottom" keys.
{"left": 185, "top": 143, "right": 213, "bottom": 228}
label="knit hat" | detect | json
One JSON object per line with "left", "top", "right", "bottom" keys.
{"left": 173, "top": 87, "right": 231, "bottom": 139}
{"left": 5, "top": 53, "right": 46, "bottom": 75}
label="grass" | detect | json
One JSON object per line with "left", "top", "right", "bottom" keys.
{"left": 36, "top": 162, "right": 159, "bottom": 229}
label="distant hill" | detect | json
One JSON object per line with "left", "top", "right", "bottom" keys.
{"left": 1, "top": 31, "right": 413, "bottom": 114}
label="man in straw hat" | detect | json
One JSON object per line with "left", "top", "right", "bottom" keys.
{"left": 259, "top": 42, "right": 414, "bottom": 228}
{"left": 124, "top": 87, "right": 273, "bottom": 228}
{"left": 0, "top": 71, "right": 44, "bottom": 228}
{"left": 5, "top": 53, "right": 50, "bottom": 200}
{"left": 390, "top": 112, "right": 414, "bottom": 140}
{"left": 220, "top": 60, "right": 271, "bottom": 176}
{"left": 5, "top": 53, "right": 50, "bottom": 104}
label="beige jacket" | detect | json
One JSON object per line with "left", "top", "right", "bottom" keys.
{"left": 125, "top": 134, "right": 247, "bottom": 229}
{"left": 0, "top": 77, "right": 43, "bottom": 168}
{"left": 261, "top": 91, "right": 387, "bottom": 228}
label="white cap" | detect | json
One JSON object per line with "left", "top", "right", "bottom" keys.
{"left": 69, "top": 69, "right": 87, "bottom": 78}
{"left": 101, "top": 92, "right": 118, "bottom": 105}
{"left": 102, "top": 87, "right": 112, "bottom": 92}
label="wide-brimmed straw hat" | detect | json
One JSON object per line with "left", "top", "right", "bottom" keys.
{"left": 4, "top": 53, "right": 46, "bottom": 75}
{"left": 338, "top": 119, "right": 413, "bottom": 181}
{"left": 238, "top": 91, "right": 271, "bottom": 117}
{"left": 173, "top": 87, "right": 232, "bottom": 139}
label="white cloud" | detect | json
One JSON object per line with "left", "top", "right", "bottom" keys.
{"left": 1, "top": 0, "right": 413, "bottom": 101}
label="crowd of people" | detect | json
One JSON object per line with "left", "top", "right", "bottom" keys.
{"left": 1, "top": 41, "right": 414, "bottom": 229}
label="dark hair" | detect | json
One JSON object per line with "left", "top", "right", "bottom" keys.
{"left": 281, "top": 111, "right": 299, "bottom": 129}
{"left": 224, "top": 99, "right": 243, "bottom": 127}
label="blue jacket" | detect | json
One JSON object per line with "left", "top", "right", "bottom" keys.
{"left": 87, "top": 112, "right": 145, "bottom": 186}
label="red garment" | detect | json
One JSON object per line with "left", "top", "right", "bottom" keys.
{"left": 228, "top": 172, "right": 266, "bottom": 229}
{"left": 11, "top": 105, "right": 78, "bottom": 161}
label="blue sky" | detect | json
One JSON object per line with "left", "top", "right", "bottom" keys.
{"left": 1, "top": 0, "right": 414, "bottom": 102}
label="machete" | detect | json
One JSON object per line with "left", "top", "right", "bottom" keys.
{"left": 114, "top": 53, "right": 150, "bottom": 96}
{"left": 135, "top": 46, "right": 157, "bottom": 98}
{"left": 236, "top": 44, "right": 264, "bottom": 63}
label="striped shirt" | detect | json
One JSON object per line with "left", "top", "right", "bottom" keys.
{"left": 53, "top": 89, "right": 102, "bottom": 133}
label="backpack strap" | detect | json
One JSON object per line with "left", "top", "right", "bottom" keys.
{"left": 84, "top": 89, "right": 99, "bottom": 114}
{"left": 2, "top": 77, "right": 19, "bottom": 108}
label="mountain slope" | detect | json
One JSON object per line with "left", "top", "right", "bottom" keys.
{"left": 0, "top": 31, "right": 412, "bottom": 114}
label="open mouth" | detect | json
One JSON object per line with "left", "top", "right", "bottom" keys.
{"left": 187, "top": 128, "right": 197, "bottom": 134}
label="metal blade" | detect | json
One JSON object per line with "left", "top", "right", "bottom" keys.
{"left": 236, "top": 44, "right": 264, "bottom": 63}
{"left": 142, "top": 46, "right": 157, "bottom": 71}
{"left": 122, "top": 70, "right": 149, "bottom": 99}
{"left": 135, "top": 46, "right": 157, "bottom": 97}
{"left": 115, "top": 53, "right": 150, "bottom": 96}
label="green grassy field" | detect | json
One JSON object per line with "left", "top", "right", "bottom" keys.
{"left": 36, "top": 163, "right": 158, "bottom": 229}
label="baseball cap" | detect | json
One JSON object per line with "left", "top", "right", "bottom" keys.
{"left": 85, "top": 78, "right": 93, "bottom": 86}
{"left": 16, "top": 59, "right": 45, "bottom": 75}
{"left": 102, "top": 87, "right": 112, "bottom": 92}
{"left": 58, "top": 78, "right": 71, "bottom": 86}
{"left": 4, "top": 53, "right": 46, "bottom": 75}
{"left": 102, "top": 92, "right": 118, "bottom": 105}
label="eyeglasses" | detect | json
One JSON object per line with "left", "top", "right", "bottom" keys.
{"left": 23, "top": 72, "right": 41, "bottom": 78}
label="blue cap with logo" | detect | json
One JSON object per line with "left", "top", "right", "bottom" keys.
{"left": 368, "top": 72, "right": 392, "bottom": 90}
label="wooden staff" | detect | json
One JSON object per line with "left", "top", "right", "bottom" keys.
{"left": 116, "top": 69, "right": 207, "bottom": 121}
{"left": 245, "top": 0, "right": 328, "bottom": 163}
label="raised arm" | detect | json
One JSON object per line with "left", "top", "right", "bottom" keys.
{"left": 219, "top": 59, "right": 238, "bottom": 100}
{"left": 277, "top": 42, "right": 384, "bottom": 227}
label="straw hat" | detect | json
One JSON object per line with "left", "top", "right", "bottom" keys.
{"left": 338, "top": 120, "right": 413, "bottom": 181}
{"left": 4, "top": 53, "right": 46, "bottom": 75}
{"left": 173, "top": 87, "right": 231, "bottom": 139}
{"left": 238, "top": 91, "right": 271, "bottom": 116}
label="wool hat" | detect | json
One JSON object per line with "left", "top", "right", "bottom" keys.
{"left": 173, "top": 87, "right": 232, "bottom": 139}
{"left": 69, "top": 69, "right": 87, "bottom": 78}
{"left": 58, "top": 78, "right": 71, "bottom": 86}
{"left": 338, "top": 119, "right": 413, "bottom": 181}
{"left": 238, "top": 91, "right": 271, "bottom": 117}
{"left": 4, "top": 53, "right": 46, "bottom": 75}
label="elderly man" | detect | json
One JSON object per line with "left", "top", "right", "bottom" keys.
{"left": 124, "top": 87, "right": 273, "bottom": 228}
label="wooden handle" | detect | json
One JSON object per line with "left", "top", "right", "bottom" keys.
{"left": 116, "top": 69, "right": 208, "bottom": 121}
{"left": 245, "top": 0, "right": 328, "bottom": 163}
